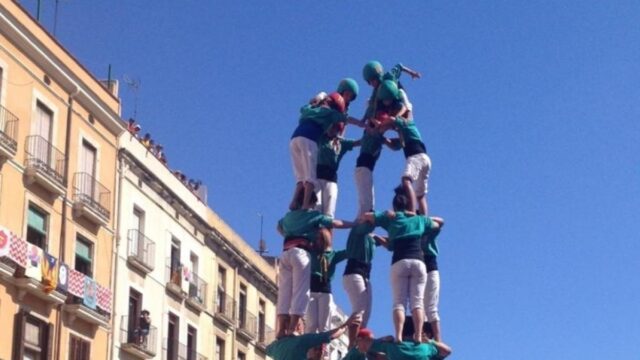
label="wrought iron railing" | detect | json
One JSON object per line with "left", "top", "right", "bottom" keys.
{"left": 73, "top": 172, "right": 111, "bottom": 219}
{"left": 238, "top": 310, "right": 258, "bottom": 338}
{"left": 0, "top": 104, "right": 18, "bottom": 153}
{"left": 120, "top": 315, "right": 157, "bottom": 355}
{"left": 187, "top": 272, "right": 207, "bottom": 306}
{"left": 25, "top": 135, "right": 65, "bottom": 184}
{"left": 258, "top": 324, "right": 275, "bottom": 348}
{"left": 162, "top": 341, "right": 207, "bottom": 360}
{"left": 127, "top": 229, "right": 155, "bottom": 270}
{"left": 215, "top": 291, "right": 236, "bottom": 323}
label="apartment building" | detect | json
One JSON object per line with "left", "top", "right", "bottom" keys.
{"left": 0, "top": 1, "right": 123, "bottom": 359}
{"left": 114, "top": 134, "right": 278, "bottom": 360}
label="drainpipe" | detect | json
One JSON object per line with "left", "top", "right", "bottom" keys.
{"left": 108, "top": 151, "right": 125, "bottom": 360}
{"left": 54, "top": 84, "right": 79, "bottom": 360}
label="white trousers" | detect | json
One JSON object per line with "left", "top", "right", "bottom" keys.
{"left": 316, "top": 179, "right": 338, "bottom": 218}
{"left": 390, "top": 259, "right": 427, "bottom": 312}
{"left": 354, "top": 166, "right": 374, "bottom": 216}
{"left": 306, "top": 292, "right": 334, "bottom": 333}
{"left": 289, "top": 136, "right": 318, "bottom": 185}
{"left": 276, "top": 248, "right": 311, "bottom": 316}
{"left": 402, "top": 153, "right": 431, "bottom": 197}
{"left": 423, "top": 270, "right": 440, "bottom": 322}
{"left": 343, "top": 274, "right": 373, "bottom": 327}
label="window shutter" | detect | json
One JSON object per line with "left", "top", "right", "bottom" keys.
{"left": 12, "top": 310, "right": 25, "bottom": 360}
{"left": 46, "top": 323, "right": 54, "bottom": 360}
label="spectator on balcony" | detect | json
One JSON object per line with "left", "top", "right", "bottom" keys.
{"left": 141, "top": 133, "right": 152, "bottom": 148}
{"left": 127, "top": 118, "right": 141, "bottom": 137}
{"left": 136, "top": 310, "right": 151, "bottom": 346}
{"left": 154, "top": 144, "right": 164, "bottom": 160}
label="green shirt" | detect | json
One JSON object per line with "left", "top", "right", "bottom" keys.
{"left": 383, "top": 63, "right": 404, "bottom": 82}
{"left": 345, "top": 223, "right": 376, "bottom": 263}
{"left": 341, "top": 347, "right": 366, "bottom": 360}
{"left": 369, "top": 340, "right": 440, "bottom": 360}
{"left": 266, "top": 332, "right": 332, "bottom": 360}
{"left": 373, "top": 212, "right": 432, "bottom": 243}
{"left": 299, "top": 104, "right": 346, "bottom": 133}
{"left": 279, "top": 210, "right": 334, "bottom": 242}
{"left": 317, "top": 135, "right": 357, "bottom": 169}
{"left": 393, "top": 117, "right": 423, "bottom": 143}
{"left": 422, "top": 225, "right": 441, "bottom": 258}
{"left": 310, "top": 249, "right": 348, "bottom": 280}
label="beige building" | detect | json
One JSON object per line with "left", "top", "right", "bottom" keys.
{"left": 0, "top": 1, "right": 123, "bottom": 359}
{"left": 113, "top": 133, "right": 278, "bottom": 360}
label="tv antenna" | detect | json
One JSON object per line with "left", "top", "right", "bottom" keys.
{"left": 256, "top": 213, "right": 268, "bottom": 256}
{"left": 52, "top": 0, "right": 69, "bottom": 36}
{"left": 123, "top": 75, "right": 141, "bottom": 119}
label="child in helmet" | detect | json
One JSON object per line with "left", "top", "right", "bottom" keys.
{"left": 290, "top": 92, "right": 347, "bottom": 210}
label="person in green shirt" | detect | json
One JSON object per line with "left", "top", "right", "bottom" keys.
{"left": 360, "top": 190, "right": 442, "bottom": 343}
{"left": 316, "top": 125, "right": 361, "bottom": 217}
{"left": 421, "top": 220, "right": 445, "bottom": 341}
{"left": 267, "top": 312, "right": 361, "bottom": 360}
{"left": 277, "top": 192, "right": 355, "bottom": 338}
{"left": 355, "top": 328, "right": 452, "bottom": 360}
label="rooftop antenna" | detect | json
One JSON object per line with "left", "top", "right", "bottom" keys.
{"left": 257, "top": 213, "right": 268, "bottom": 256}
{"left": 123, "top": 75, "right": 141, "bottom": 119}
{"left": 52, "top": 0, "right": 68, "bottom": 36}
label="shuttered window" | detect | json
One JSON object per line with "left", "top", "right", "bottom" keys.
{"left": 12, "top": 311, "right": 53, "bottom": 360}
{"left": 26, "top": 205, "right": 48, "bottom": 249}
{"left": 69, "top": 335, "right": 91, "bottom": 360}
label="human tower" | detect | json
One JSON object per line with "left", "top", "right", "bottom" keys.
{"left": 266, "top": 61, "right": 453, "bottom": 360}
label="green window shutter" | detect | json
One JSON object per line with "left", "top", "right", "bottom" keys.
{"left": 75, "top": 239, "right": 92, "bottom": 262}
{"left": 28, "top": 207, "right": 46, "bottom": 235}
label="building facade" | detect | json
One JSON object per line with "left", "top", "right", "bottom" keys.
{"left": 0, "top": 1, "right": 123, "bottom": 359}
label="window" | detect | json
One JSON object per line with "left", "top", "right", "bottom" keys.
{"left": 215, "top": 338, "right": 225, "bottom": 360}
{"left": 237, "top": 351, "right": 246, "bottom": 360}
{"left": 169, "top": 240, "right": 181, "bottom": 286}
{"left": 69, "top": 335, "right": 90, "bottom": 360}
{"left": 216, "top": 266, "right": 226, "bottom": 313}
{"left": 127, "top": 288, "right": 143, "bottom": 343}
{"left": 130, "top": 207, "right": 145, "bottom": 258}
{"left": 13, "top": 311, "right": 52, "bottom": 360}
{"left": 75, "top": 236, "right": 93, "bottom": 276}
{"left": 187, "top": 326, "right": 197, "bottom": 360}
{"left": 238, "top": 284, "right": 247, "bottom": 327}
{"left": 167, "top": 313, "right": 179, "bottom": 360}
{"left": 80, "top": 140, "right": 97, "bottom": 179}
{"left": 26, "top": 205, "right": 47, "bottom": 249}
{"left": 258, "top": 300, "right": 266, "bottom": 343}
{"left": 33, "top": 101, "right": 53, "bottom": 141}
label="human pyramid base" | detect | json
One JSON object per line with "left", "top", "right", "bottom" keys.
{"left": 266, "top": 61, "right": 453, "bottom": 360}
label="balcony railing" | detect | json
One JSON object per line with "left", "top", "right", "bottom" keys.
{"left": 127, "top": 229, "right": 155, "bottom": 272}
{"left": 73, "top": 172, "right": 111, "bottom": 220}
{"left": 187, "top": 272, "right": 207, "bottom": 308}
{"left": 165, "top": 258, "right": 186, "bottom": 299}
{"left": 25, "top": 135, "right": 65, "bottom": 185}
{"left": 0, "top": 104, "right": 18, "bottom": 156}
{"left": 162, "top": 341, "right": 207, "bottom": 360}
{"left": 257, "top": 324, "right": 275, "bottom": 350}
{"left": 120, "top": 315, "right": 157, "bottom": 357}
{"left": 237, "top": 310, "right": 258, "bottom": 340}
{"left": 214, "top": 291, "right": 236, "bottom": 325}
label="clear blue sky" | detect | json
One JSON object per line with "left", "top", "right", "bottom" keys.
{"left": 23, "top": 1, "right": 640, "bottom": 358}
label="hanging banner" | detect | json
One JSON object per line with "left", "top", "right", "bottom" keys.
{"left": 25, "top": 243, "right": 43, "bottom": 280}
{"left": 8, "top": 234, "right": 27, "bottom": 267}
{"left": 57, "top": 262, "right": 69, "bottom": 294}
{"left": 41, "top": 253, "right": 58, "bottom": 293}
{"left": 97, "top": 284, "right": 112, "bottom": 314}
{"left": 0, "top": 227, "right": 11, "bottom": 257}
{"left": 68, "top": 268, "right": 86, "bottom": 298}
{"left": 83, "top": 277, "right": 97, "bottom": 310}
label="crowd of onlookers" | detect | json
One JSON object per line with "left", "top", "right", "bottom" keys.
{"left": 127, "top": 118, "right": 206, "bottom": 201}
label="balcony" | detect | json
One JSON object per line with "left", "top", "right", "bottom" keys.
{"left": 185, "top": 272, "right": 207, "bottom": 313}
{"left": 162, "top": 341, "right": 207, "bottom": 360}
{"left": 120, "top": 315, "right": 157, "bottom": 359}
{"left": 64, "top": 296, "right": 111, "bottom": 329}
{"left": 24, "top": 135, "right": 66, "bottom": 195}
{"left": 0, "top": 105, "right": 18, "bottom": 159}
{"left": 256, "top": 324, "right": 275, "bottom": 352}
{"left": 214, "top": 291, "right": 236, "bottom": 327}
{"left": 237, "top": 310, "right": 258, "bottom": 341}
{"left": 14, "top": 275, "right": 66, "bottom": 311}
{"left": 72, "top": 172, "right": 111, "bottom": 226}
{"left": 127, "top": 229, "right": 155, "bottom": 275}
{"left": 165, "top": 258, "right": 187, "bottom": 300}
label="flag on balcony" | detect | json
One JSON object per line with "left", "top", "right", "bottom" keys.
{"left": 8, "top": 232, "right": 27, "bottom": 267}
{"left": 83, "top": 277, "right": 97, "bottom": 310}
{"left": 41, "top": 253, "right": 58, "bottom": 293}
{"left": 57, "top": 262, "right": 69, "bottom": 293}
{"left": 97, "top": 284, "right": 112, "bottom": 313}
{"left": 182, "top": 265, "right": 191, "bottom": 293}
{"left": 68, "top": 268, "right": 86, "bottom": 297}
{"left": 25, "top": 243, "right": 43, "bottom": 280}
{"left": 0, "top": 227, "right": 11, "bottom": 257}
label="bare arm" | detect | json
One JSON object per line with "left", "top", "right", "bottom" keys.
{"left": 430, "top": 217, "right": 445, "bottom": 228}
{"left": 327, "top": 312, "right": 362, "bottom": 340}
{"left": 372, "top": 234, "right": 390, "bottom": 250}
{"left": 400, "top": 65, "right": 422, "bottom": 79}
{"left": 358, "top": 212, "right": 376, "bottom": 225}
{"left": 332, "top": 219, "right": 356, "bottom": 229}
{"left": 383, "top": 137, "right": 402, "bottom": 151}
{"left": 431, "top": 340, "right": 452, "bottom": 358}
{"left": 347, "top": 116, "right": 366, "bottom": 128}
